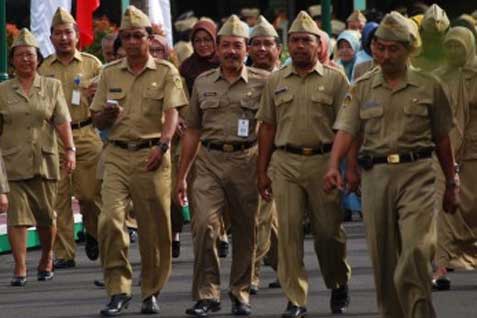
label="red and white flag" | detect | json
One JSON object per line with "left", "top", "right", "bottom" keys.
{"left": 76, "top": 0, "right": 100, "bottom": 49}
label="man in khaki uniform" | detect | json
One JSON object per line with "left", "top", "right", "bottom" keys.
{"left": 247, "top": 15, "right": 281, "bottom": 294}
{"left": 176, "top": 15, "right": 268, "bottom": 317}
{"left": 91, "top": 6, "right": 187, "bottom": 316}
{"left": 256, "top": 11, "right": 351, "bottom": 317}
{"left": 324, "top": 12, "right": 458, "bottom": 318}
{"left": 38, "top": 7, "right": 103, "bottom": 268}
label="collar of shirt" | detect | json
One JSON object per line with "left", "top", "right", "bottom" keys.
{"left": 283, "top": 62, "right": 324, "bottom": 78}
{"left": 11, "top": 73, "right": 43, "bottom": 98}
{"left": 212, "top": 65, "right": 249, "bottom": 83}
{"left": 119, "top": 54, "right": 157, "bottom": 74}
{"left": 48, "top": 49, "right": 83, "bottom": 66}
{"left": 371, "top": 66, "right": 421, "bottom": 90}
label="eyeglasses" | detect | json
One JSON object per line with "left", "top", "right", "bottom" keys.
{"left": 120, "top": 32, "right": 147, "bottom": 41}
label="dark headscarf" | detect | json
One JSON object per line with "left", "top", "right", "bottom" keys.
{"left": 179, "top": 19, "right": 220, "bottom": 94}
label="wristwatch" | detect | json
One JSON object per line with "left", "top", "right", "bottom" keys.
{"left": 66, "top": 146, "right": 77, "bottom": 152}
{"left": 156, "top": 141, "right": 169, "bottom": 154}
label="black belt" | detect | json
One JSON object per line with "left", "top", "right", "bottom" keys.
{"left": 358, "top": 149, "right": 434, "bottom": 170}
{"left": 110, "top": 138, "right": 159, "bottom": 151}
{"left": 201, "top": 140, "right": 256, "bottom": 152}
{"left": 71, "top": 118, "right": 92, "bottom": 130}
{"left": 278, "top": 144, "right": 332, "bottom": 156}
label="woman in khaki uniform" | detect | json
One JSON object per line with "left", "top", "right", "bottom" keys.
{"left": 1, "top": 29, "right": 75, "bottom": 286}
{"left": 433, "top": 26, "right": 477, "bottom": 289}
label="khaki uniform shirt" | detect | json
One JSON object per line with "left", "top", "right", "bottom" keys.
{"left": 186, "top": 66, "right": 269, "bottom": 143}
{"left": 256, "top": 63, "right": 349, "bottom": 147}
{"left": 334, "top": 67, "right": 453, "bottom": 156}
{"left": 0, "top": 74, "right": 71, "bottom": 181}
{"left": 39, "top": 50, "right": 101, "bottom": 123}
{"left": 0, "top": 150, "right": 9, "bottom": 193}
{"left": 90, "top": 56, "right": 188, "bottom": 141}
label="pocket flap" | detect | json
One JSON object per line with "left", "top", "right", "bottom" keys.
{"left": 107, "top": 91, "right": 126, "bottom": 101}
{"left": 311, "top": 92, "right": 333, "bottom": 105}
{"left": 200, "top": 99, "right": 220, "bottom": 110}
{"left": 404, "top": 101, "right": 429, "bottom": 117}
{"left": 274, "top": 93, "right": 294, "bottom": 106}
{"left": 1, "top": 146, "right": 21, "bottom": 156}
{"left": 360, "top": 106, "right": 384, "bottom": 119}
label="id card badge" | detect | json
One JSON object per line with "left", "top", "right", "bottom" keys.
{"left": 71, "top": 90, "right": 81, "bottom": 106}
{"left": 237, "top": 118, "right": 249, "bottom": 137}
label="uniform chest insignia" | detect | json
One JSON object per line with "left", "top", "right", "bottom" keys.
{"left": 412, "top": 98, "right": 419, "bottom": 103}
{"left": 151, "top": 82, "right": 158, "bottom": 88}
{"left": 318, "top": 85, "right": 325, "bottom": 91}
{"left": 274, "top": 86, "right": 288, "bottom": 95}
{"left": 109, "top": 88, "right": 122, "bottom": 93}
{"left": 362, "top": 100, "right": 379, "bottom": 109}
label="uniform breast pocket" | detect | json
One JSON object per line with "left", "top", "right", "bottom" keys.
{"left": 107, "top": 91, "right": 126, "bottom": 104}
{"left": 360, "top": 106, "right": 384, "bottom": 134}
{"left": 311, "top": 92, "right": 334, "bottom": 121}
{"left": 240, "top": 94, "right": 260, "bottom": 118}
{"left": 403, "top": 99, "right": 430, "bottom": 134}
{"left": 142, "top": 88, "right": 164, "bottom": 116}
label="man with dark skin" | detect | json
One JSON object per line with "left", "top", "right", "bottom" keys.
{"left": 324, "top": 11, "right": 458, "bottom": 318}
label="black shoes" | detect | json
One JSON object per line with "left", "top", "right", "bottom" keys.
{"left": 250, "top": 284, "right": 259, "bottom": 295}
{"left": 432, "top": 276, "right": 451, "bottom": 291}
{"left": 85, "top": 233, "right": 99, "bottom": 261}
{"left": 282, "top": 302, "right": 307, "bottom": 318}
{"left": 218, "top": 240, "right": 229, "bottom": 258}
{"left": 268, "top": 279, "right": 281, "bottom": 288}
{"left": 37, "top": 271, "right": 54, "bottom": 281}
{"left": 330, "top": 284, "right": 350, "bottom": 314}
{"left": 94, "top": 279, "right": 105, "bottom": 288}
{"left": 141, "top": 295, "right": 160, "bottom": 314}
{"left": 172, "top": 240, "right": 181, "bottom": 258}
{"left": 185, "top": 299, "right": 221, "bottom": 317}
{"left": 54, "top": 259, "right": 76, "bottom": 269}
{"left": 10, "top": 276, "right": 27, "bottom": 287}
{"left": 100, "top": 293, "right": 132, "bottom": 317}
{"left": 229, "top": 292, "right": 251, "bottom": 316}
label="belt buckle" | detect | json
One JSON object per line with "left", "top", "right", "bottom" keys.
{"left": 302, "top": 148, "right": 313, "bottom": 156}
{"left": 223, "top": 144, "right": 234, "bottom": 152}
{"left": 127, "top": 142, "right": 139, "bottom": 151}
{"left": 387, "top": 154, "right": 400, "bottom": 164}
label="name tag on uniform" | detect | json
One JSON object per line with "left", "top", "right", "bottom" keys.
{"left": 71, "top": 90, "right": 81, "bottom": 106}
{"left": 237, "top": 119, "right": 249, "bottom": 137}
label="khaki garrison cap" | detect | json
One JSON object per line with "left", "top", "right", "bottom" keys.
{"left": 421, "top": 4, "right": 449, "bottom": 34}
{"left": 120, "top": 5, "right": 152, "bottom": 30}
{"left": 218, "top": 15, "right": 249, "bottom": 39}
{"left": 347, "top": 10, "right": 367, "bottom": 23}
{"left": 51, "top": 7, "right": 76, "bottom": 27}
{"left": 175, "top": 17, "right": 198, "bottom": 32}
{"left": 11, "top": 28, "right": 39, "bottom": 49}
{"left": 289, "top": 11, "right": 321, "bottom": 37}
{"left": 241, "top": 8, "right": 260, "bottom": 18}
{"left": 308, "top": 5, "right": 322, "bottom": 18}
{"left": 250, "top": 15, "right": 279, "bottom": 38}
{"left": 375, "top": 11, "right": 412, "bottom": 44}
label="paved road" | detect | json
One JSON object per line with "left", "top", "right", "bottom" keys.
{"left": 1, "top": 222, "right": 476, "bottom": 318}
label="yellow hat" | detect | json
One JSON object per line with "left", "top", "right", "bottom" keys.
{"left": 250, "top": 15, "right": 279, "bottom": 38}
{"left": 11, "top": 28, "right": 39, "bottom": 49}
{"left": 375, "top": 11, "right": 412, "bottom": 44}
{"left": 347, "top": 10, "right": 367, "bottom": 23}
{"left": 288, "top": 11, "right": 321, "bottom": 37}
{"left": 175, "top": 17, "right": 198, "bottom": 32}
{"left": 421, "top": 4, "right": 449, "bottom": 34}
{"left": 241, "top": 8, "right": 260, "bottom": 18}
{"left": 218, "top": 14, "right": 249, "bottom": 39}
{"left": 410, "top": 14, "right": 424, "bottom": 27}
{"left": 120, "top": 5, "right": 152, "bottom": 30}
{"left": 51, "top": 7, "right": 76, "bottom": 27}
{"left": 308, "top": 5, "right": 321, "bottom": 18}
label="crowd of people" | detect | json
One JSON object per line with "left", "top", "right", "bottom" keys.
{"left": 0, "top": 2, "right": 476, "bottom": 318}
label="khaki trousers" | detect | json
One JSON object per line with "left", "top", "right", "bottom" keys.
{"left": 99, "top": 145, "right": 172, "bottom": 300}
{"left": 271, "top": 150, "right": 350, "bottom": 307}
{"left": 436, "top": 159, "right": 477, "bottom": 269}
{"left": 54, "top": 126, "right": 102, "bottom": 260}
{"left": 361, "top": 159, "right": 437, "bottom": 318}
{"left": 252, "top": 198, "right": 278, "bottom": 286}
{"left": 190, "top": 147, "right": 258, "bottom": 304}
